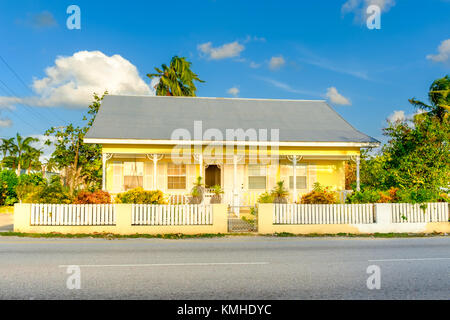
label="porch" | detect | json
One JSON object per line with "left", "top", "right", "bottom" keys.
{"left": 102, "top": 152, "right": 360, "bottom": 207}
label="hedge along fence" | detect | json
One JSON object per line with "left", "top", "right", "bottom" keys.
{"left": 132, "top": 204, "right": 213, "bottom": 226}
{"left": 391, "top": 203, "right": 448, "bottom": 223}
{"left": 274, "top": 203, "right": 375, "bottom": 225}
{"left": 31, "top": 204, "right": 116, "bottom": 226}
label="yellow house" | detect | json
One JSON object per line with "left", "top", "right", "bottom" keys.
{"left": 84, "top": 95, "right": 379, "bottom": 205}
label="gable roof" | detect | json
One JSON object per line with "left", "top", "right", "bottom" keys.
{"left": 84, "top": 95, "right": 379, "bottom": 146}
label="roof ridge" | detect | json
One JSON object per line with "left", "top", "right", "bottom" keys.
{"left": 104, "top": 94, "right": 326, "bottom": 102}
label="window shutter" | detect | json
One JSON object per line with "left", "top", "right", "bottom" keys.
{"left": 112, "top": 161, "right": 123, "bottom": 193}
{"left": 307, "top": 163, "right": 317, "bottom": 191}
{"left": 144, "top": 161, "right": 153, "bottom": 190}
{"left": 157, "top": 162, "right": 166, "bottom": 192}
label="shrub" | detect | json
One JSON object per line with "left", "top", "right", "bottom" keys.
{"left": 21, "top": 176, "right": 73, "bottom": 204}
{"left": 74, "top": 190, "right": 111, "bottom": 204}
{"left": 271, "top": 181, "right": 289, "bottom": 204}
{"left": 257, "top": 192, "right": 274, "bottom": 203}
{"left": 0, "top": 169, "right": 18, "bottom": 205}
{"left": 18, "top": 172, "right": 46, "bottom": 188}
{"left": 301, "top": 183, "right": 337, "bottom": 204}
{"left": 346, "top": 189, "right": 381, "bottom": 204}
{"left": 346, "top": 187, "right": 446, "bottom": 204}
{"left": 115, "top": 188, "right": 167, "bottom": 204}
{"left": 189, "top": 176, "right": 205, "bottom": 204}
{"left": 210, "top": 185, "right": 223, "bottom": 204}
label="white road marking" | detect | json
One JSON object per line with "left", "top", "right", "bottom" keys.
{"left": 368, "top": 258, "right": 450, "bottom": 262}
{"left": 58, "top": 262, "right": 269, "bottom": 268}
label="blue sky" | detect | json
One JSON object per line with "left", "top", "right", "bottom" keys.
{"left": 0, "top": 0, "right": 449, "bottom": 149}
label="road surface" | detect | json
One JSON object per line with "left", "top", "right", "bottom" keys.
{"left": 0, "top": 236, "right": 448, "bottom": 299}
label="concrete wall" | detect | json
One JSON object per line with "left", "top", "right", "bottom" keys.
{"left": 258, "top": 203, "right": 450, "bottom": 234}
{"left": 14, "top": 203, "right": 228, "bottom": 235}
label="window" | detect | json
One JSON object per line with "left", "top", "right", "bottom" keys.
{"left": 123, "top": 162, "right": 143, "bottom": 190}
{"left": 167, "top": 163, "right": 186, "bottom": 189}
{"left": 286, "top": 164, "right": 307, "bottom": 189}
{"left": 248, "top": 165, "right": 267, "bottom": 189}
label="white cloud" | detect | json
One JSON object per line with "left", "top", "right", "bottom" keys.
{"left": 249, "top": 61, "right": 261, "bottom": 69}
{"left": 197, "top": 41, "right": 245, "bottom": 60}
{"left": 30, "top": 134, "right": 56, "bottom": 162}
{"left": 0, "top": 50, "right": 152, "bottom": 109}
{"left": 227, "top": 87, "right": 239, "bottom": 97}
{"left": 387, "top": 110, "right": 406, "bottom": 122}
{"left": 326, "top": 87, "right": 351, "bottom": 105}
{"left": 342, "top": 0, "right": 395, "bottom": 22}
{"left": 269, "top": 56, "right": 285, "bottom": 70}
{"left": 427, "top": 39, "right": 450, "bottom": 64}
{"left": 0, "top": 117, "right": 12, "bottom": 128}
{"left": 387, "top": 109, "right": 425, "bottom": 123}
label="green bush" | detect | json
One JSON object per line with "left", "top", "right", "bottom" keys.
{"left": 21, "top": 176, "right": 72, "bottom": 204}
{"left": 0, "top": 170, "right": 18, "bottom": 205}
{"left": 18, "top": 172, "right": 46, "bottom": 187}
{"left": 301, "top": 183, "right": 337, "bottom": 204}
{"left": 346, "top": 189, "right": 381, "bottom": 204}
{"left": 257, "top": 192, "right": 274, "bottom": 203}
{"left": 115, "top": 187, "right": 167, "bottom": 204}
{"left": 346, "top": 187, "right": 448, "bottom": 204}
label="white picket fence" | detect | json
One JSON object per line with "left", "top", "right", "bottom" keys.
{"left": 31, "top": 204, "right": 116, "bottom": 226}
{"left": 132, "top": 204, "right": 213, "bottom": 226}
{"left": 273, "top": 204, "right": 375, "bottom": 225}
{"left": 391, "top": 203, "right": 448, "bottom": 223}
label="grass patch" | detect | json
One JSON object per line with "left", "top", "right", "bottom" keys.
{"left": 0, "top": 206, "right": 13, "bottom": 214}
{"left": 0, "top": 231, "right": 228, "bottom": 239}
{"left": 0, "top": 231, "right": 447, "bottom": 239}
{"left": 267, "top": 232, "right": 447, "bottom": 238}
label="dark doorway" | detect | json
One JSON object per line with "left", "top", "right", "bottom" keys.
{"left": 205, "top": 165, "right": 221, "bottom": 188}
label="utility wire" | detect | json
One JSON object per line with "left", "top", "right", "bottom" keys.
{"left": 0, "top": 54, "right": 68, "bottom": 125}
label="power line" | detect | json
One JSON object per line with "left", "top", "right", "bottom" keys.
{"left": 0, "top": 78, "right": 55, "bottom": 127}
{"left": 0, "top": 54, "right": 68, "bottom": 125}
{"left": 0, "top": 84, "right": 41, "bottom": 132}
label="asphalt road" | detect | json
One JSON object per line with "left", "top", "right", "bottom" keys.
{"left": 0, "top": 236, "right": 448, "bottom": 299}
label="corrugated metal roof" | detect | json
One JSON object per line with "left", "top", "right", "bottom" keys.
{"left": 85, "top": 95, "right": 379, "bottom": 143}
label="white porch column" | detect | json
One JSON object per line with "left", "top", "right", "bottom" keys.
{"left": 146, "top": 154, "right": 164, "bottom": 189}
{"left": 102, "top": 153, "right": 113, "bottom": 191}
{"left": 356, "top": 155, "right": 360, "bottom": 192}
{"left": 232, "top": 154, "right": 243, "bottom": 211}
{"left": 287, "top": 155, "right": 302, "bottom": 203}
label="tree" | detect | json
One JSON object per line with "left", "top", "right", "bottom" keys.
{"left": 10, "top": 133, "right": 39, "bottom": 175}
{"left": 409, "top": 75, "right": 449, "bottom": 122}
{"left": 0, "top": 137, "right": 14, "bottom": 169}
{"left": 45, "top": 92, "right": 106, "bottom": 193}
{"left": 360, "top": 76, "right": 450, "bottom": 194}
{"left": 147, "top": 56, "right": 204, "bottom": 96}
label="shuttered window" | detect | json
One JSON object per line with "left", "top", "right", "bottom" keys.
{"left": 167, "top": 163, "right": 186, "bottom": 189}
{"left": 248, "top": 165, "right": 267, "bottom": 189}
{"left": 123, "top": 162, "right": 143, "bottom": 190}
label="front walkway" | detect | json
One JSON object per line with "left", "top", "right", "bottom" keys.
{"left": 0, "top": 213, "right": 13, "bottom": 232}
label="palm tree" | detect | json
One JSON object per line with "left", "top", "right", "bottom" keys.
{"left": 0, "top": 137, "right": 14, "bottom": 169}
{"left": 11, "top": 133, "right": 38, "bottom": 175}
{"left": 147, "top": 56, "right": 204, "bottom": 96}
{"left": 409, "top": 75, "right": 449, "bottom": 122}
{"left": 22, "top": 148, "right": 43, "bottom": 174}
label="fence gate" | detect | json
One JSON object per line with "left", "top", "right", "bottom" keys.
{"left": 227, "top": 205, "right": 258, "bottom": 232}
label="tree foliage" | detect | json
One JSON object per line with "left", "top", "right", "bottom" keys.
{"left": 44, "top": 92, "right": 107, "bottom": 193}
{"left": 147, "top": 56, "right": 204, "bottom": 96}
{"left": 359, "top": 76, "right": 449, "bottom": 197}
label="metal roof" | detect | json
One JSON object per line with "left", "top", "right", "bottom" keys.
{"left": 85, "top": 95, "right": 379, "bottom": 144}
